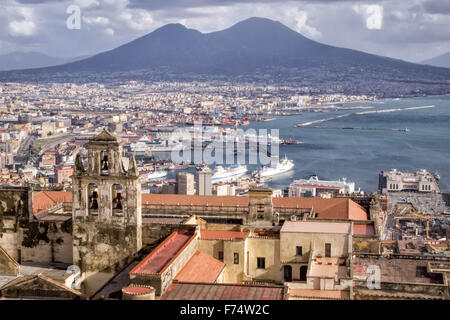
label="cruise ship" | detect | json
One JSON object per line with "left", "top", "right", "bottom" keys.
{"left": 289, "top": 175, "right": 356, "bottom": 197}
{"left": 212, "top": 165, "right": 247, "bottom": 183}
{"left": 147, "top": 170, "right": 167, "bottom": 181}
{"left": 253, "top": 156, "right": 294, "bottom": 178}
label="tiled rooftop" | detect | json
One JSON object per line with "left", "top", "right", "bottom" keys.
{"left": 130, "top": 230, "right": 195, "bottom": 275}
{"left": 273, "top": 197, "right": 367, "bottom": 220}
{"left": 353, "top": 224, "right": 375, "bottom": 235}
{"left": 122, "top": 286, "right": 154, "bottom": 295}
{"left": 174, "top": 251, "right": 224, "bottom": 283}
{"left": 162, "top": 282, "right": 285, "bottom": 300}
{"left": 142, "top": 194, "right": 249, "bottom": 207}
{"left": 289, "top": 289, "right": 350, "bottom": 300}
{"left": 33, "top": 191, "right": 368, "bottom": 221}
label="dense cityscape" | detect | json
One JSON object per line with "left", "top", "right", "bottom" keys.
{"left": 0, "top": 0, "right": 449, "bottom": 309}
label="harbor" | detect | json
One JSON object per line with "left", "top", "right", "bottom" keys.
{"left": 128, "top": 96, "right": 449, "bottom": 194}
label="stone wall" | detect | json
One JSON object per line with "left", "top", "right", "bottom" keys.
{"left": 0, "top": 187, "right": 31, "bottom": 261}
{"left": 72, "top": 219, "right": 140, "bottom": 295}
{"left": 141, "top": 223, "right": 192, "bottom": 247}
{"left": 0, "top": 246, "right": 19, "bottom": 275}
{"left": 20, "top": 219, "right": 73, "bottom": 264}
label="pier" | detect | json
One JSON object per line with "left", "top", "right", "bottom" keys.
{"left": 295, "top": 125, "right": 409, "bottom": 132}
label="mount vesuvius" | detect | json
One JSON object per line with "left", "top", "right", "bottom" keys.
{"left": 2, "top": 17, "right": 450, "bottom": 96}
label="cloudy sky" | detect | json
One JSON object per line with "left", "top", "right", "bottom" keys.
{"left": 1, "top": 0, "right": 450, "bottom": 62}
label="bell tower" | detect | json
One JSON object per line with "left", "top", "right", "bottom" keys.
{"left": 71, "top": 128, "right": 142, "bottom": 296}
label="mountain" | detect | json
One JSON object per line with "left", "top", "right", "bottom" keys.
{"left": 0, "top": 52, "right": 91, "bottom": 71}
{"left": 2, "top": 17, "right": 450, "bottom": 97}
{"left": 422, "top": 52, "right": 450, "bottom": 68}
{"left": 33, "top": 18, "right": 428, "bottom": 73}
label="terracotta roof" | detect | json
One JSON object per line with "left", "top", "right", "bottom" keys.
{"left": 200, "top": 230, "right": 248, "bottom": 241}
{"left": 289, "top": 289, "right": 350, "bottom": 300}
{"left": 33, "top": 191, "right": 72, "bottom": 216}
{"left": 273, "top": 197, "right": 367, "bottom": 220}
{"left": 142, "top": 194, "right": 249, "bottom": 207}
{"left": 130, "top": 230, "right": 196, "bottom": 275}
{"left": 353, "top": 224, "right": 375, "bottom": 235}
{"left": 122, "top": 286, "right": 154, "bottom": 295}
{"left": 32, "top": 191, "right": 367, "bottom": 221}
{"left": 162, "top": 282, "right": 285, "bottom": 300}
{"left": 174, "top": 251, "right": 224, "bottom": 283}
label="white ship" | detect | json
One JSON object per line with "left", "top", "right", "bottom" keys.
{"left": 253, "top": 156, "right": 294, "bottom": 178}
{"left": 212, "top": 165, "right": 247, "bottom": 183}
{"left": 147, "top": 170, "right": 167, "bottom": 181}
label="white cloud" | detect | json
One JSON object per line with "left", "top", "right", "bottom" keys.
{"left": 8, "top": 7, "right": 36, "bottom": 36}
{"left": 74, "top": 0, "right": 100, "bottom": 9}
{"left": 104, "top": 27, "right": 115, "bottom": 36}
{"left": 119, "top": 10, "right": 153, "bottom": 31}
{"left": 83, "top": 16, "right": 110, "bottom": 26}
{"left": 285, "top": 7, "right": 322, "bottom": 39}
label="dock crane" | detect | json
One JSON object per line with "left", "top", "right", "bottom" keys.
{"left": 394, "top": 212, "right": 432, "bottom": 239}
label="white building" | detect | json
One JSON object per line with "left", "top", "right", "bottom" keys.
{"left": 289, "top": 175, "right": 355, "bottom": 197}
{"left": 378, "top": 169, "right": 440, "bottom": 194}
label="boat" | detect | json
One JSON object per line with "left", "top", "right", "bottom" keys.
{"left": 281, "top": 137, "right": 303, "bottom": 145}
{"left": 212, "top": 164, "right": 247, "bottom": 183}
{"left": 253, "top": 156, "right": 294, "bottom": 178}
{"left": 147, "top": 170, "right": 167, "bottom": 180}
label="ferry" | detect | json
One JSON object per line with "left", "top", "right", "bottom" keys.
{"left": 253, "top": 156, "right": 294, "bottom": 178}
{"left": 147, "top": 170, "right": 167, "bottom": 181}
{"left": 212, "top": 165, "right": 247, "bottom": 183}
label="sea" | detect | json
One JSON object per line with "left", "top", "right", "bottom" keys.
{"left": 159, "top": 95, "right": 450, "bottom": 193}
{"left": 245, "top": 95, "right": 450, "bottom": 193}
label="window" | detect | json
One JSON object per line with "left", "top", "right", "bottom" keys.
{"left": 218, "top": 251, "right": 224, "bottom": 261}
{"left": 416, "top": 266, "right": 427, "bottom": 278}
{"left": 300, "top": 266, "right": 308, "bottom": 282}
{"left": 257, "top": 203, "right": 265, "bottom": 212}
{"left": 325, "top": 243, "right": 331, "bottom": 257}
{"left": 88, "top": 183, "right": 99, "bottom": 212}
{"left": 257, "top": 257, "right": 265, "bottom": 269}
{"left": 296, "top": 246, "right": 303, "bottom": 256}
{"left": 101, "top": 150, "right": 109, "bottom": 175}
{"left": 283, "top": 265, "right": 292, "bottom": 282}
{"left": 234, "top": 252, "right": 239, "bottom": 264}
{"left": 112, "top": 184, "right": 124, "bottom": 213}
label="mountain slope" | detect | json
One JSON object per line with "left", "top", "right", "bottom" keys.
{"left": 0, "top": 52, "right": 67, "bottom": 71}
{"left": 45, "top": 17, "right": 418, "bottom": 73}
{"left": 422, "top": 52, "right": 450, "bottom": 68}
{"left": 2, "top": 17, "right": 450, "bottom": 94}
{"left": 0, "top": 52, "right": 91, "bottom": 71}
